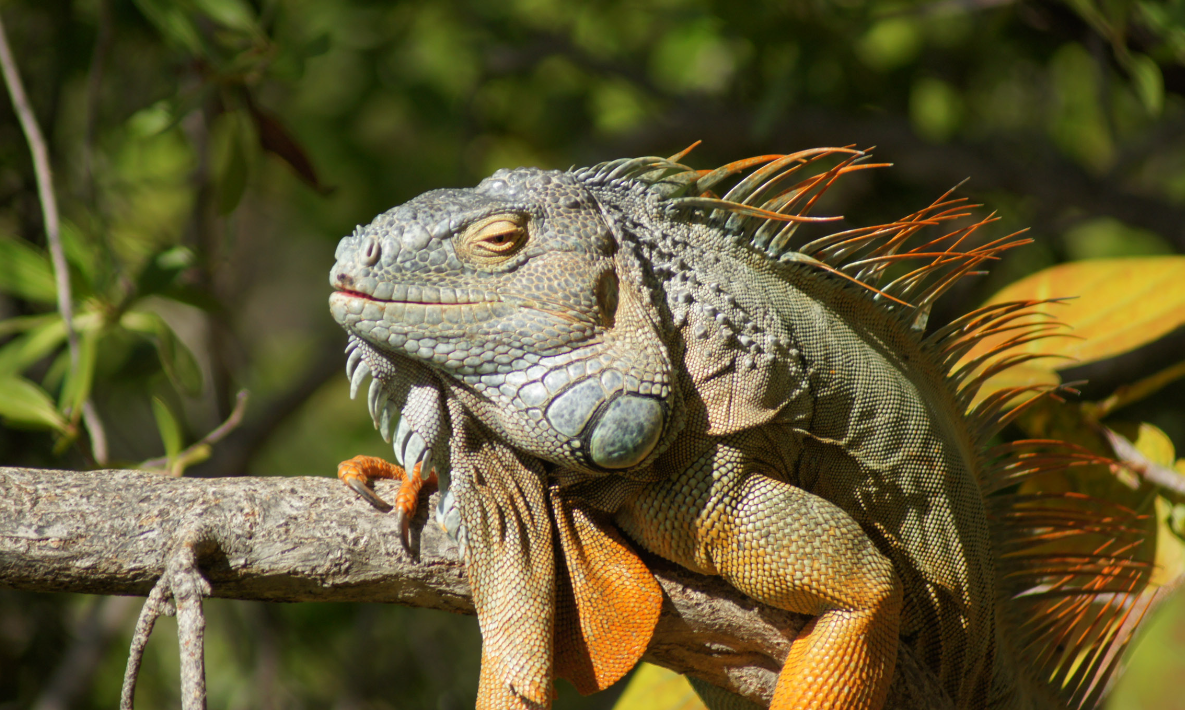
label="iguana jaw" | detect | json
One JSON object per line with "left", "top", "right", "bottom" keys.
{"left": 328, "top": 286, "right": 601, "bottom": 377}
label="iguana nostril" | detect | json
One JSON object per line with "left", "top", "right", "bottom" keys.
{"left": 359, "top": 237, "right": 381, "bottom": 266}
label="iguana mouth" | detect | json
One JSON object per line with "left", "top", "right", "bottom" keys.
{"left": 332, "top": 287, "right": 494, "bottom": 306}
{"left": 332, "top": 288, "right": 593, "bottom": 327}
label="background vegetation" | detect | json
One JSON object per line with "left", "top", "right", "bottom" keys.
{"left": 2, "top": 0, "right": 1185, "bottom": 708}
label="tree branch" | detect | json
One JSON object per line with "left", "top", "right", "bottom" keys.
{"left": 0, "top": 467, "right": 950, "bottom": 708}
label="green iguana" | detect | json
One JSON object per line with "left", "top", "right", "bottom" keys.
{"left": 327, "top": 146, "right": 1152, "bottom": 710}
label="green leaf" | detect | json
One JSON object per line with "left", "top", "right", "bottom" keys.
{"left": 136, "top": 246, "right": 197, "bottom": 297}
{"left": 122, "top": 311, "right": 204, "bottom": 397}
{"left": 156, "top": 324, "right": 203, "bottom": 397}
{"left": 132, "top": 0, "right": 206, "bottom": 55}
{"left": 0, "top": 375, "right": 69, "bottom": 431}
{"left": 60, "top": 221, "right": 102, "bottom": 289}
{"left": 857, "top": 18, "right": 923, "bottom": 72}
{"left": 1126, "top": 52, "right": 1164, "bottom": 116}
{"left": 0, "top": 313, "right": 59, "bottom": 338}
{"left": 210, "top": 110, "right": 254, "bottom": 215}
{"left": 152, "top": 396, "right": 184, "bottom": 460}
{"left": 303, "top": 33, "right": 331, "bottom": 59}
{"left": 910, "top": 77, "right": 963, "bottom": 142}
{"left": 59, "top": 329, "right": 98, "bottom": 419}
{"left": 0, "top": 318, "right": 67, "bottom": 377}
{"left": 0, "top": 236, "right": 57, "bottom": 302}
{"left": 191, "top": 0, "right": 258, "bottom": 33}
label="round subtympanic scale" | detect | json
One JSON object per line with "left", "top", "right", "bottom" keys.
{"left": 545, "top": 378, "right": 606, "bottom": 437}
{"left": 588, "top": 395, "right": 664, "bottom": 469}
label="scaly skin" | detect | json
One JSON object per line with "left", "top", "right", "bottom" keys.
{"left": 328, "top": 150, "right": 1151, "bottom": 709}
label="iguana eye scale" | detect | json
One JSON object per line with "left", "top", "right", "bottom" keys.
{"left": 458, "top": 213, "right": 528, "bottom": 263}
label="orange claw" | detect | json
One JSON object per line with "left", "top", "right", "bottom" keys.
{"left": 337, "top": 455, "right": 438, "bottom": 551}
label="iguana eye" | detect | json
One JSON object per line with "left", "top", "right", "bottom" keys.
{"left": 460, "top": 214, "right": 528, "bottom": 263}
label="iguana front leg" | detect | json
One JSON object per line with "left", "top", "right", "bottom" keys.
{"left": 616, "top": 438, "right": 902, "bottom": 710}
{"left": 450, "top": 418, "right": 557, "bottom": 710}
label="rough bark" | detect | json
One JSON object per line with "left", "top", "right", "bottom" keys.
{"left": 0, "top": 467, "right": 950, "bottom": 708}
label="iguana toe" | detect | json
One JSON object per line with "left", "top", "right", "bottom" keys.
{"left": 336, "top": 455, "right": 437, "bottom": 553}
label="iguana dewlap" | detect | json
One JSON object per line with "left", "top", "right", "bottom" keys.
{"left": 328, "top": 148, "right": 1150, "bottom": 709}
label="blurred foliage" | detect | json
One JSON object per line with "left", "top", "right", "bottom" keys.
{"left": 2, "top": 0, "right": 1185, "bottom": 708}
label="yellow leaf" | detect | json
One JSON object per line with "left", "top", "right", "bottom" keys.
{"left": 613, "top": 663, "right": 707, "bottom": 710}
{"left": 1152, "top": 497, "right": 1185, "bottom": 587}
{"left": 977, "top": 257, "right": 1185, "bottom": 367}
{"left": 969, "top": 361, "right": 1061, "bottom": 408}
{"left": 958, "top": 257, "right": 1185, "bottom": 405}
{"left": 1132, "top": 422, "right": 1175, "bottom": 466}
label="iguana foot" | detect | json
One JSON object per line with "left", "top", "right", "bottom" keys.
{"left": 337, "top": 454, "right": 437, "bottom": 551}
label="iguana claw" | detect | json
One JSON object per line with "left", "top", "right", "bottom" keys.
{"left": 337, "top": 455, "right": 437, "bottom": 553}
{"left": 343, "top": 474, "right": 394, "bottom": 513}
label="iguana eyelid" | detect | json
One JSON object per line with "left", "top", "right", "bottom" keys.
{"left": 462, "top": 214, "right": 528, "bottom": 259}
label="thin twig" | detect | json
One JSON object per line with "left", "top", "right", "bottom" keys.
{"left": 139, "top": 389, "right": 250, "bottom": 475}
{"left": 0, "top": 11, "right": 108, "bottom": 463}
{"left": 1099, "top": 425, "right": 1185, "bottom": 496}
{"left": 1089, "top": 358, "right": 1185, "bottom": 420}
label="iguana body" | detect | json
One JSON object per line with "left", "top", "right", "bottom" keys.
{"left": 328, "top": 148, "right": 1148, "bottom": 709}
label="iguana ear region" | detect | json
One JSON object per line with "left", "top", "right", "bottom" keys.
{"left": 550, "top": 487, "right": 663, "bottom": 695}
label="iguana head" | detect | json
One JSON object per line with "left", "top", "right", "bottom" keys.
{"left": 330, "top": 167, "right": 679, "bottom": 475}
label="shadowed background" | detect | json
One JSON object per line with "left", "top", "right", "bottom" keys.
{"left": 1, "top": 0, "right": 1184, "bottom": 708}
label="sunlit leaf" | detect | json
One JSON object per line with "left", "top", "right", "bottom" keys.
{"left": 1123, "top": 421, "right": 1176, "bottom": 465}
{"left": 1152, "top": 497, "right": 1185, "bottom": 586}
{"left": 152, "top": 396, "right": 184, "bottom": 461}
{"left": 0, "top": 236, "right": 57, "bottom": 302}
{"left": 192, "top": 0, "right": 258, "bottom": 33}
{"left": 965, "top": 257, "right": 1185, "bottom": 371}
{"left": 0, "top": 318, "right": 67, "bottom": 377}
{"left": 1126, "top": 52, "right": 1164, "bottom": 116}
{"left": 613, "top": 663, "right": 707, "bottom": 710}
{"left": 0, "top": 375, "right": 68, "bottom": 432}
{"left": 0, "top": 313, "right": 58, "bottom": 339}
{"left": 969, "top": 361, "right": 1062, "bottom": 407}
